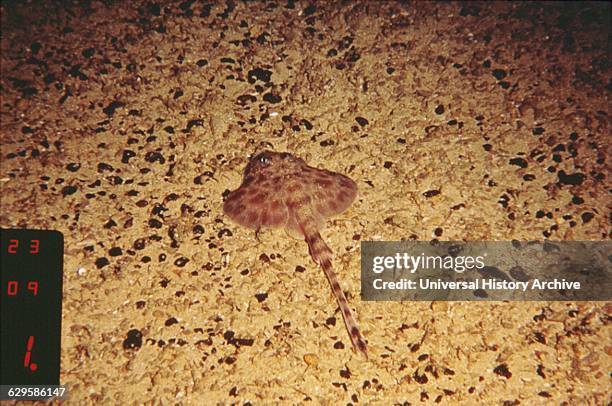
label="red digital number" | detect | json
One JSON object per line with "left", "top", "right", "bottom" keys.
{"left": 7, "top": 281, "right": 18, "bottom": 295}
{"left": 23, "top": 335, "right": 38, "bottom": 371}
{"left": 27, "top": 281, "right": 39, "bottom": 296}
{"left": 8, "top": 239, "right": 19, "bottom": 254}
{"left": 30, "top": 239, "right": 40, "bottom": 254}
{"left": 6, "top": 281, "right": 39, "bottom": 296}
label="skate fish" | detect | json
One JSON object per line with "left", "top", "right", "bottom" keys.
{"left": 223, "top": 151, "right": 367, "bottom": 357}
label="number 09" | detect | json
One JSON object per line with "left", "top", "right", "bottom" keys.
{"left": 6, "top": 281, "right": 39, "bottom": 296}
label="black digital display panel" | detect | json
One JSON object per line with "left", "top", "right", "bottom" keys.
{"left": 0, "top": 229, "right": 63, "bottom": 385}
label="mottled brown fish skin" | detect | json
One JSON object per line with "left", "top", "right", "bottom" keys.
{"left": 223, "top": 150, "right": 367, "bottom": 358}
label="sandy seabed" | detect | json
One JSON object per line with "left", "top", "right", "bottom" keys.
{"left": 1, "top": 1, "right": 610, "bottom": 404}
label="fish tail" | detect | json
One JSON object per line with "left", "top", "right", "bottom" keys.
{"left": 303, "top": 227, "right": 368, "bottom": 359}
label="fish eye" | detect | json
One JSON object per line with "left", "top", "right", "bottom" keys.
{"left": 258, "top": 153, "right": 270, "bottom": 165}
